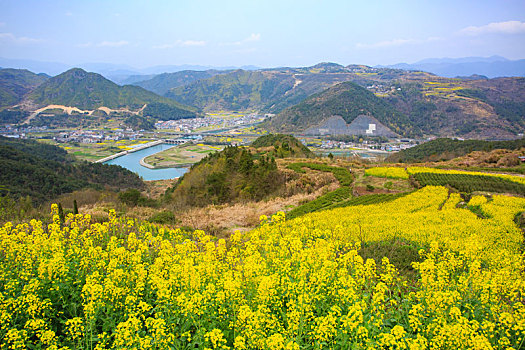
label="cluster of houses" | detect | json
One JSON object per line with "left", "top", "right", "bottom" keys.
{"left": 314, "top": 139, "right": 418, "bottom": 152}
{"left": 0, "top": 125, "right": 48, "bottom": 139}
{"left": 54, "top": 130, "right": 143, "bottom": 143}
{"left": 155, "top": 114, "right": 265, "bottom": 133}
{"left": 366, "top": 84, "right": 401, "bottom": 95}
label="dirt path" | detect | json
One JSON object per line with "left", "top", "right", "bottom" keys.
{"left": 22, "top": 104, "right": 147, "bottom": 124}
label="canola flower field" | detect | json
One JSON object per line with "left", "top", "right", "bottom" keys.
{"left": 365, "top": 166, "right": 525, "bottom": 186}
{"left": 1, "top": 186, "right": 525, "bottom": 349}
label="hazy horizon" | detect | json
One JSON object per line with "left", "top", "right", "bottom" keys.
{"left": 1, "top": 0, "right": 525, "bottom": 70}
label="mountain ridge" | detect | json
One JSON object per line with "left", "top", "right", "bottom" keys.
{"left": 25, "top": 68, "right": 198, "bottom": 116}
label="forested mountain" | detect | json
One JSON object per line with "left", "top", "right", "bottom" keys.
{"left": 1, "top": 63, "right": 523, "bottom": 138}
{"left": 386, "top": 137, "right": 525, "bottom": 163}
{"left": 161, "top": 63, "right": 524, "bottom": 138}
{"left": 250, "top": 134, "right": 313, "bottom": 158}
{"left": 165, "top": 64, "right": 367, "bottom": 113}
{"left": 26, "top": 68, "right": 198, "bottom": 115}
{"left": 132, "top": 70, "right": 229, "bottom": 95}
{"left": 266, "top": 81, "right": 418, "bottom": 137}
{"left": 0, "top": 136, "right": 144, "bottom": 203}
{"left": 0, "top": 68, "right": 48, "bottom": 108}
{"left": 166, "top": 145, "right": 284, "bottom": 207}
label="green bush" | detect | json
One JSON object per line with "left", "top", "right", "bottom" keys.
{"left": 149, "top": 210, "right": 178, "bottom": 225}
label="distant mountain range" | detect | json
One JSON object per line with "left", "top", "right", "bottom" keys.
{"left": 0, "top": 67, "right": 198, "bottom": 124}
{"left": 1, "top": 61, "right": 524, "bottom": 139}
{"left": 0, "top": 69, "right": 49, "bottom": 108}
{"left": 131, "top": 70, "right": 229, "bottom": 95}
{"left": 164, "top": 64, "right": 382, "bottom": 113}
{"left": 380, "top": 56, "right": 525, "bottom": 78}
{"left": 0, "top": 57, "right": 260, "bottom": 83}
{"left": 266, "top": 81, "right": 417, "bottom": 137}
{"left": 27, "top": 68, "right": 197, "bottom": 113}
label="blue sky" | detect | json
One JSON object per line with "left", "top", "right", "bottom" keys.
{"left": 1, "top": 0, "right": 524, "bottom": 68}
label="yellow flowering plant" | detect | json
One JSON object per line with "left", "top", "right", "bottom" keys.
{"left": 0, "top": 187, "right": 524, "bottom": 348}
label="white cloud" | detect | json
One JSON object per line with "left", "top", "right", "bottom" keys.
{"left": 0, "top": 32, "right": 42, "bottom": 43}
{"left": 221, "top": 33, "right": 261, "bottom": 46}
{"left": 244, "top": 33, "right": 261, "bottom": 42}
{"left": 65, "top": 11, "right": 73, "bottom": 16}
{"left": 98, "top": 40, "right": 129, "bottom": 47}
{"left": 460, "top": 20, "right": 525, "bottom": 36}
{"left": 153, "top": 40, "right": 206, "bottom": 49}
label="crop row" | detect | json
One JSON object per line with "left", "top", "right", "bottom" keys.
{"left": 1, "top": 187, "right": 524, "bottom": 348}
{"left": 286, "top": 186, "right": 352, "bottom": 219}
{"left": 414, "top": 172, "right": 525, "bottom": 195}
{"left": 330, "top": 192, "right": 413, "bottom": 210}
{"left": 364, "top": 167, "right": 409, "bottom": 179}
{"left": 287, "top": 162, "right": 353, "bottom": 186}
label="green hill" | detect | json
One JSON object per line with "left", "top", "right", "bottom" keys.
{"left": 267, "top": 81, "right": 418, "bottom": 137}
{"left": 26, "top": 68, "right": 198, "bottom": 117}
{"left": 166, "top": 145, "right": 284, "bottom": 207}
{"left": 0, "top": 136, "right": 144, "bottom": 203}
{"left": 165, "top": 67, "right": 365, "bottom": 113}
{"left": 250, "top": 133, "right": 313, "bottom": 158}
{"left": 386, "top": 137, "right": 525, "bottom": 163}
{"left": 166, "top": 70, "right": 295, "bottom": 111}
{"left": 133, "top": 70, "right": 227, "bottom": 95}
{"left": 0, "top": 68, "right": 48, "bottom": 108}
{"left": 162, "top": 63, "right": 524, "bottom": 138}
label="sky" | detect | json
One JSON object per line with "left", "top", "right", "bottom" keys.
{"left": 1, "top": 0, "right": 524, "bottom": 69}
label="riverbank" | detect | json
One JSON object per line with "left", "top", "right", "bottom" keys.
{"left": 95, "top": 140, "right": 163, "bottom": 163}
{"left": 140, "top": 156, "right": 194, "bottom": 169}
{"left": 102, "top": 143, "right": 187, "bottom": 181}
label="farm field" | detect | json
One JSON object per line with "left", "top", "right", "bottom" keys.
{"left": 39, "top": 139, "right": 152, "bottom": 161}
{"left": 1, "top": 186, "right": 524, "bottom": 348}
{"left": 142, "top": 143, "right": 223, "bottom": 168}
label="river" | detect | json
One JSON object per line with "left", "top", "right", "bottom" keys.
{"left": 103, "top": 143, "right": 188, "bottom": 181}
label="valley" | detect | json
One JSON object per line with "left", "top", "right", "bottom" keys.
{"left": 1, "top": 62, "right": 525, "bottom": 349}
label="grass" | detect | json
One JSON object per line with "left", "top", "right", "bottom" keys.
{"left": 143, "top": 143, "right": 222, "bottom": 168}
{"left": 287, "top": 187, "right": 352, "bottom": 219}
{"left": 359, "top": 238, "right": 426, "bottom": 279}
{"left": 329, "top": 192, "right": 413, "bottom": 210}
{"left": 286, "top": 162, "right": 354, "bottom": 219}
{"left": 413, "top": 172, "right": 525, "bottom": 195}
{"left": 38, "top": 138, "right": 149, "bottom": 161}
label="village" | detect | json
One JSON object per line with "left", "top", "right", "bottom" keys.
{"left": 154, "top": 113, "right": 266, "bottom": 132}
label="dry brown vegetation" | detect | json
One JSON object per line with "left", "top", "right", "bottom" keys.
{"left": 353, "top": 168, "right": 413, "bottom": 195}
{"left": 440, "top": 148, "right": 525, "bottom": 168}
{"left": 175, "top": 183, "right": 339, "bottom": 237}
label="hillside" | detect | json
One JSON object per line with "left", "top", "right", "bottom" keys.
{"left": 166, "top": 69, "right": 296, "bottom": 111}
{"left": 2, "top": 185, "right": 524, "bottom": 348}
{"left": 165, "top": 64, "right": 379, "bottom": 113}
{"left": 250, "top": 133, "right": 313, "bottom": 158}
{"left": 163, "top": 63, "right": 524, "bottom": 138}
{"left": 386, "top": 137, "right": 525, "bottom": 163}
{"left": 0, "top": 68, "right": 48, "bottom": 108}
{"left": 133, "top": 70, "right": 228, "bottom": 95}
{"left": 267, "top": 81, "right": 418, "bottom": 137}
{"left": 166, "top": 145, "right": 284, "bottom": 207}
{"left": 26, "top": 68, "right": 198, "bottom": 116}
{"left": 0, "top": 136, "right": 144, "bottom": 203}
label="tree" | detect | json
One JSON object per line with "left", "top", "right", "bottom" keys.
{"left": 58, "top": 203, "right": 65, "bottom": 223}
{"left": 73, "top": 199, "right": 78, "bottom": 215}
